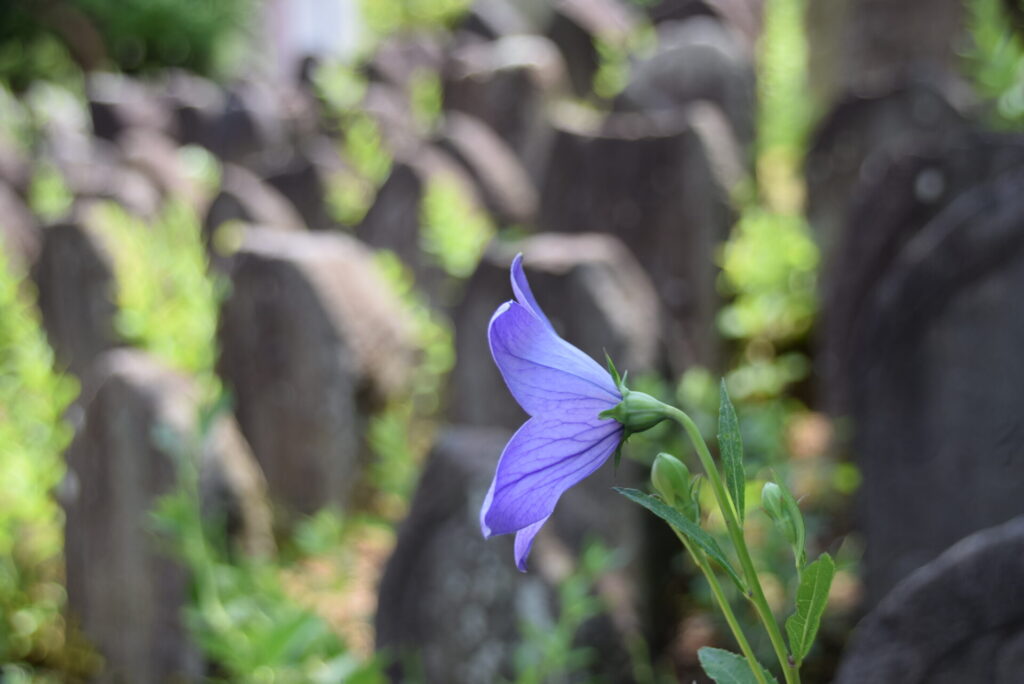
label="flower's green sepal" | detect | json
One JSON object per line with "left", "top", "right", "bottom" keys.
{"left": 599, "top": 390, "right": 668, "bottom": 433}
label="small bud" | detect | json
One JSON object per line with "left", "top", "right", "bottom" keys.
{"left": 761, "top": 482, "right": 785, "bottom": 522}
{"left": 600, "top": 389, "right": 668, "bottom": 434}
{"left": 652, "top": 453, "right": 690, "bottom": 506}
{"left": 762, "top": 481, "right": 806, "bottom": 561}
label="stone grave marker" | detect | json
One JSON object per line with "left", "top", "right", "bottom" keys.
{"left": 64, "top": 349, "right": 273, "bottom": 683}
{"left": 218, "top": 227, "right": 414, "bottom": 516}
{"left": 824, "top": 136, "right": 1024, "bottom": 605}
{"left": 32, "top": 219, "right": 119, "bottom": 378}
{"left": 538, "top": 105, "right": 743, "bottom": 372}
{"left": 835, "top": 516, "right": 1024, "bottom": 684}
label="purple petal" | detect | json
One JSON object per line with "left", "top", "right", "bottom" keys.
{"left": 482, "top": 414, "right": 622, "bottom": 536}
{"left": 488, "top": 301, "right": 620, "bottom": 417}
{"left": 510, "top": 253, "right": 554, "bottom": 331}
{"left": 514, "top": 516, "right": 549, "bottom": 572}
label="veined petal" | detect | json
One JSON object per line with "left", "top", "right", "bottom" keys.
{"left": 514, "top": 516, "right": 549, "bottom": 572}
{"left": 482, "top": 414, "right": 622, "bottom": 536}
{"left": 510, "top": 253, "right": 554, "bottom": 331}
{"left": 488, "top": 301, "right": 620, "bottom": 416}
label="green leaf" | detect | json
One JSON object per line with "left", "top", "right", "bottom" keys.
{"left": 614, "top": 487, "right": 743, "bottom": 589}
{"left": 698, "top": 647, "right": 778, "bottom": 684}
{"left": 718, "top": 380, "right": 745, "bottom": 523}
{"left": 785, "top": 552, "right": 836, "bottom": 664}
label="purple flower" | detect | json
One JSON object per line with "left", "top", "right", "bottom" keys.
{"left": 480, "top": 254, "right": 624, "bottom": 571}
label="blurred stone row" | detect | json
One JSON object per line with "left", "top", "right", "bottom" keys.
{"left": 0, "top": 0, "right": 765, "bottom": 682}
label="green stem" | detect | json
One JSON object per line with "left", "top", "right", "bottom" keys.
{"left": 664, "top": 406, "right": 800, "bottom": 684}
{"left": 672, "top": 529, "right": 768, "bottom": 684}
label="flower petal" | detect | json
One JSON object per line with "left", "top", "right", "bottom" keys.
{"left": 510, "top": 253, "right": 554, "bottom": 331}
{"left": 488, "top": 301, "right": 620, "bottom": 417}
{"left": 514, "top": 516, "right": 549, "bottom": 572}
{"left": 482, "top": 414, "right": 622, "bottom": 536}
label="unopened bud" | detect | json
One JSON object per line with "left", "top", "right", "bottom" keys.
{"left": 652, "top": 453, "right": 690, "bottom": 507}
{"left": 762, "top": 481, "right": 806, "bottom": 558}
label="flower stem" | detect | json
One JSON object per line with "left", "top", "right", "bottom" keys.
{"left": 672, "top": 529, "right": 769, "bottom": 684}
{"left": 663, "top": 406, "right": 800, "bottom": 684}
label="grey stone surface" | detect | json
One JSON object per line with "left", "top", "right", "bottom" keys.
{"left": 615, "top": 16, "right": 756, "bottom": 146}
{"left": 805, "top": 82, "right": 967, "bottom": 259}
{"left": 87, "top": 72, "right": 171, "bottom": 142}
{"left": 218, "top": 228, "right": 414, "bottom": 516}
{"left": 806, "top": 0, "right": 967, "bottom": 106}
{"left": 443, "top": 35, "right": 568, "bottom": 176}
{"left": 437, "top": 111, "right": 538, "bottom": 226}
{"left": 203, "top": 163, "right": 305, "bottom": 251}
{"left": 835, "top": 516, "right": 1024, "bottom": 684}
{"left": 32, "top": 219, "right": 119, "bottom": 378}
{"left": 823, "top": 134, "right": 1024, "bottom": 605}
{"left": 356, "top": 145, "right": 482, "bottom": 301}
{"left": 449, "top": 233, "right": 662, "bottom": 429}
{"left": 538, "top": 105, "right": 743, "bottom": 372}
{"left": 64, "top": 348, "right": 273, "bottom": 683}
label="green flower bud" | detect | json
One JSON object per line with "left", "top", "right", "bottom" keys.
{"left": 761, "top": 482, "right": 785, "bottom": 522}
{"left": 600, "top": 390, "right": 668, "bottom": 434}
{"left": 652, "top": 453, "right": 690, "bottom": 507}
{"left": 762, "top": 481, "right": 806, "bottom": 563}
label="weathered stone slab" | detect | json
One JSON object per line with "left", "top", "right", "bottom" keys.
{"left": 162, "top": 71, "right": 228, "bottom": 150}
{"left": 437, "top": 112, "right": 538, "bottom": 225}
{"left": 119, "top": 128, "right": 202, "bottom": 208}
{"left": 823, "top": 135, "right": 1024, "bottom": 605}
{"left": 538, "top": 105, "right": 743, "bottom": 372}
{"left": 262, "top": 138, "right": 347, "bottom": 232}
{"left": 449, "top": 233, "right": 662, "bottom": 429}
{"left": 646, "top": 0, "right": 763, "bottom": 42}
{"left": 203, "top": 163, "right": 305, "bottom": 251}
{"left": 87, "top": 72, "right": 171, "bottom": 142}
{"left": 377, "top": 425, "right": 644, "bottom": 684}
{"left": 32, "top": 219, "right": 119, "bottom": 378}
{"left": 366, "top": 34, "right": 445, "bottom": 90}
{"left": 806, "top": 0, "right": 966, "bottom": 107}
{"left": 457, "top": 0, "right": 535, "bottom": 39}
{"left": 615, "top": 16, "right": 756, "bottom": 146}
{"left": 64, "top": 349, "right": 272, "bottom": 682}
{"left": 443, "top": 35, "right": 568, "bottom": 176}
{"left": 835, "top": 516, "right": 1024, "bottom": 684}
{"left": 356, "top": 145, "right": 482, "bottom": 300}
{"left": 805, "top": 82, "right": 967, "bottom": 258}
{"left": 218, "top": 228, "right": 414, "bottom": 516}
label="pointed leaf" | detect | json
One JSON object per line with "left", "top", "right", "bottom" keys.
{"left": 718, "top": 380, "right": 745, "bottom": 523}
{"left": 698, "top": 647, "right": 778, "bottom": 684}
{"left": 785, "top": 552, "right": 835, "bottom": 664}
{"left": 614, "top": 487, "right": 743, "bottom": 589}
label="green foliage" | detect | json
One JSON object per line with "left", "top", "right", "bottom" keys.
{"left": 718, "top": 381, "right": 745, "bottom": 523}
{"left": 0, "top": 0, "right": 255, "bottom": 84}
{"left": 27, "top": 163, "right": 73, "bottom": 224}
{"left": 367, "top": 252, "right": 454, "bottom": 509}
{"left": 409, "top": 69, "right": 442, "bottom": 131}
{"left": 420, "top": 176, "right": 495, "bottom": 279}
{"left": 511, "top": 543, "right": 613, "bottom": 684}
{"left": 698, "top": 647, "right": 777, "bottom": 684}
{"left": 784, "top": 554, "right": 834, "bottom": 665}
{"left": 359, "top": 0, "right": 472, "bottom": 39}
{"left": 757, "top": 0, "right": 811, "bottom": 158}
{"left": 0, "top": 242, "right": 79, "bottom": 671}
{"left": 615, "top": 488, "right": 744, "bottom": 589}
{"left": 89, "top": 201, "right": 223, "bottom": 386}
{"left": 151, "top": 405, "right": 385, "bottom": 684}
{"left": 965, "top": 0, "right": 1024, "bottom": 127}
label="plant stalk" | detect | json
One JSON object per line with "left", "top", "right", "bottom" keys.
{"left": 664, "top": 406, "right": 800, "bottom": 684}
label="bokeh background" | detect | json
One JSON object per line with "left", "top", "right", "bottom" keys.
{"left": 2, "top": 0, "right": 1024, "bottom": 682}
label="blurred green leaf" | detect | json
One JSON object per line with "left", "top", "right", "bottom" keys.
{"left": 698, "top": 647, "right": 778, "bottom": 684}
